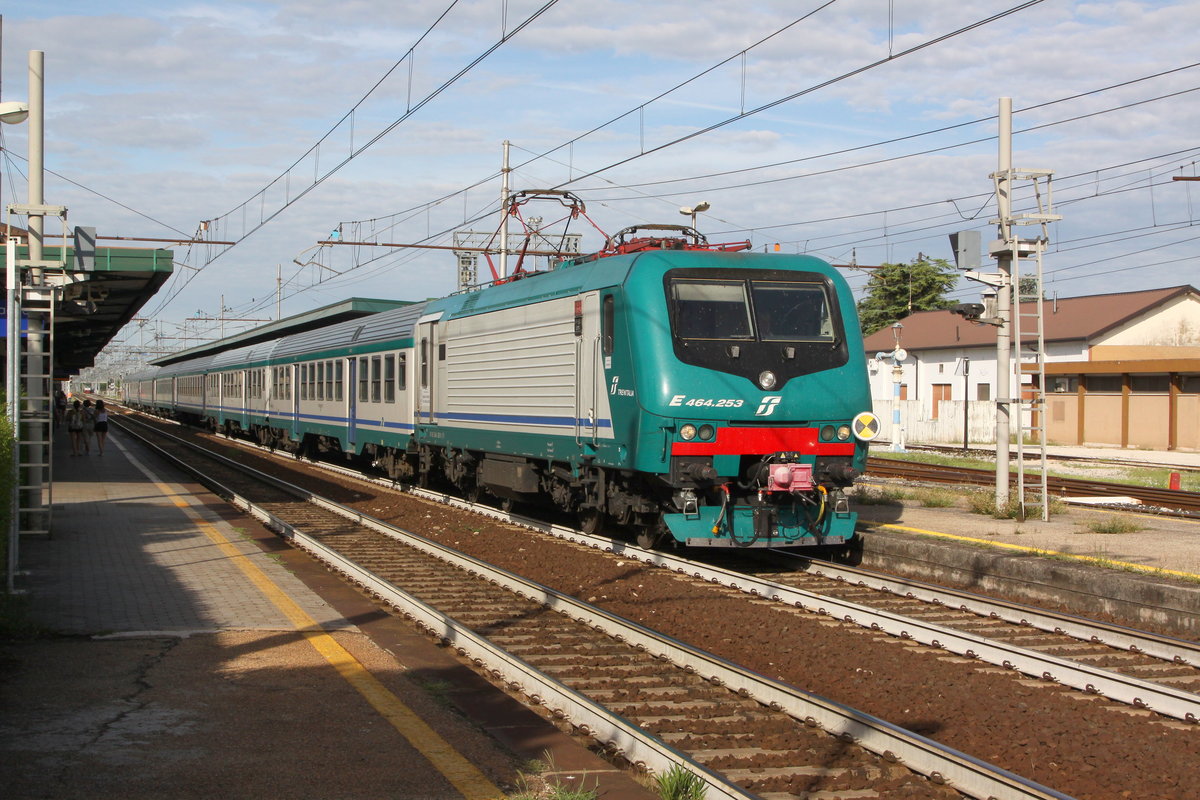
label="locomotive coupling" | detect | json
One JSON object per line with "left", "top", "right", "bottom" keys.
{"left": 682, "top": 461, "right": 720, "bottom": 482}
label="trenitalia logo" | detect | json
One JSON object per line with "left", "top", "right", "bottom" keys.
{"left": 755, "top": 396, "right": 782, "bottom": 416}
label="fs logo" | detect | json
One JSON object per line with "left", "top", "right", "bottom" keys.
{"left": 755, "top": 396, "right": 782, "bottom": 416}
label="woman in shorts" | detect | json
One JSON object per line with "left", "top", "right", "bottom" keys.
{"left": 94, "top": 400, "right": 110, "bottom": 456}
{"left": 66, "top": 400, "right": 84, "bottom": 456}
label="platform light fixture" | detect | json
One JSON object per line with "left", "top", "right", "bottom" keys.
{"left": 679, "top": 200, "right": 710, "bottom": 230}
{"left": 0, "top": 101, "right": 30, "bottom": 124}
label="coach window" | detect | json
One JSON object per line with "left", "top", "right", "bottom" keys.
{"left": 335, "top": 360, "right": 344, "bottom": 401}
{"left": 603, "top": 295, "right": 615, "bottom": 355}
{"left": 316, "top": 361, "right": 325, "bottom": 401}
{"left": 384, "top": 354, "right": 396, "bottom": 402}
{"left": 358, "top": 357, "right": 369, "bottom": 402}
{"left": 371, "top": 355, "right": 382, "bottom": 403}
{"left": 324, "top": 360, "right": 334, "bottom": 400}
{"left": 397, "top": 354, "right": 407, "bottom": 391}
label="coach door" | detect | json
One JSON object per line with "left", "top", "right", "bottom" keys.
{"left": 346, "top": 358, "right": 358, "bottom": 445}
{"left": 417, "top": 312, "right": 443, "bottom": 426}
{"left": 291, "top": 364, "right": 301, "bottom": 439}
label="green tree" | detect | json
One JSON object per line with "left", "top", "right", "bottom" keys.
{"left": 856, "top": 255, "right": 958, "bottom": 335}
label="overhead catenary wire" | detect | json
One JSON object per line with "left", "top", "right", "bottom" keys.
{"left": 51, "top": 3, "right": 1189, "bottom": 347}
{"left": 140, "top": 0, "right": 564, "bottom": 321}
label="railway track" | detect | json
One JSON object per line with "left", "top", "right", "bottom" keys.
{"left": 112, "top": 407, "right": 1200, "bottom": 797}
{"left": 865, "top": 457, "right": 1200, "bottom": 515}
{"left": 114, "top": 413, "right": 1074, "bottom": 800}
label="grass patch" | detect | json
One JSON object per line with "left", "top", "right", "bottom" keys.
{"left": 874, "top": 451, "right": 995, "bottom": 471}
{"left": 509, "top": 752, "right": 598, "bottom": 800}
{"left": 966, "top": 490, "right": 1020, "bottom": 519}
{"left": 1082, "top": 517, "right": 1145, "bottom": 534}
{"left": 655, "top": 764, "right": 706, "bottom": 800}
{"left": 909, "top": 488, "right": 959, "bottom": 508}
{"left": 966, "top": 490, "right": 1064, "bottom": 519}
{"left": 853, "top": 486, "right": 905, "bottom": 506}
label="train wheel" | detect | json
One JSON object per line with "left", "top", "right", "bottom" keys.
{"left": 463, "top": 483, "right": 481, "bottom": 505}
{"left": 579, "top": 509, "right": 606, "bottom": 535}
{"left": 498, "top": 497, "right": 515, "bottom": 513}
{"left": 635, "top": 524, "right": 665, "bottom": 550}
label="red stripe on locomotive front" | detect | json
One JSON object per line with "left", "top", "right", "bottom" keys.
{"left": 671, "top": 427, "right": 855, "bottom": 456}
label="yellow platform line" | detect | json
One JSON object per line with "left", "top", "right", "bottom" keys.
{"left": 865, "top": 521, "right": 1200, "bottom": 581}
{"left": 119, "top": 441, "right": 503, "bottom": 800}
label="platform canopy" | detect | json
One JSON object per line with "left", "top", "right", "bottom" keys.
{"left": 1, "top": 238, "right": 174, "bottom": 377}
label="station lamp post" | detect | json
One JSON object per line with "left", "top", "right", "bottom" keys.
{"left": 873, "top": 323, "right": 907, "bottom": 453}
{"left": 889, "top": 323, "right": 907, "bottom": 453}
{"left": 679, "top": 200, "right": 710, "bottom": 230}
{"left": 2, "top": 99, "right": 30, "bottom": 595}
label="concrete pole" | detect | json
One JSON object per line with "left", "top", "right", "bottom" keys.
{"left": 995, "top": 97, "right": 1013, "bottom": 510}
{"left": 499, "top": 140, "right": 510, "bottom": 279}
{"left": 23, "top": 50, "right": 46, "bottom": 532}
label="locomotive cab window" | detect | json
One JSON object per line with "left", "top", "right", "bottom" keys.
{"left": 750, "top": 281, "right": 834, "bottom": 342}
{"left": 670, "top": 281, "right": 752, "bottom": 340}
{"left": 669, "top": 277, "right": 835, "bottom": 343}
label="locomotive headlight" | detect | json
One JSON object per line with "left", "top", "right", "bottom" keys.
{"left": 680, "top": 424, "right": 698, "bottom": 441}
{"left": 837, "top": 424, "right": 852, "bottom": 441}
{"left": 698, "top": 424, "right": 715, "bottom": 441}
{"left": 820, "top": 424, "right": 835, "bottom": 441}
{"left": 758, "top": 370, "right": 777, "bottom": 390}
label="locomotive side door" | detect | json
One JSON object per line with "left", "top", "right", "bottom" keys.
{"left": 575, "top": 292, "right": 601, "bottom": 444}
{"left": 416, "top": 312, "right": 443, "bottom": 426}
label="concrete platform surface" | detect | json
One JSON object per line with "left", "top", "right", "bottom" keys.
{"left": 0, "top": 426, "right": 653, "bottom": 800}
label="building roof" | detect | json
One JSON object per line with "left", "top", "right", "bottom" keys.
{"left": 0, "top": 238, "right": 174, "bottom": 377}
{"left": 151, "top": 297, "right": 413, "bottom": 366}
{"left": 861, "top": 285, "right": 1198, "bottom": 353}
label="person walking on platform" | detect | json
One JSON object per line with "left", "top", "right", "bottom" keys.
{"left": 54, "top": 388, "right": 67, "bottom": 427}
{"left": 93, "top": 400, "right": 110, "bottom": 456}
{"left": 81, "top": 399, "right": 96, "bottom": 454}
{"left": 66, "top": 400, "right": 84, "bottom": 456}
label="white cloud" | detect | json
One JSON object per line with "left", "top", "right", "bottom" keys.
{"left": 1, "top": 0, "right": 1196, "bottom": 361}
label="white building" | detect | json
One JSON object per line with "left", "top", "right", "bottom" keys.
{"left": 860, "top": 285, "right": 1200, "bottom": 450}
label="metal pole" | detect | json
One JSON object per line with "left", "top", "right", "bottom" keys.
{"left": 994, "top": 97, "right": 1012, "bottom": 510}
{"left": 6, "top": 235, "right": 18, "bottom": 593}
{"left": 962, "top": 357, "right": 970, "bottom": 452}
{"left": 499, "top": 140, "right": 510, "bottom": 279}
{"left": 891, "top": 361, "right": 903, "bottom": 452}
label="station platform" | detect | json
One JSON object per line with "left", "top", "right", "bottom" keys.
{"left": 0, "top": 420, "right": 653, "bottom": 800}
{"left": 857, "top": 443, "right": 1200, "bottom": 638}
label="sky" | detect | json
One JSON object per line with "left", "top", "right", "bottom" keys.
{"left": 1, "top": 1, "right": 1198, "bottom": 370}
